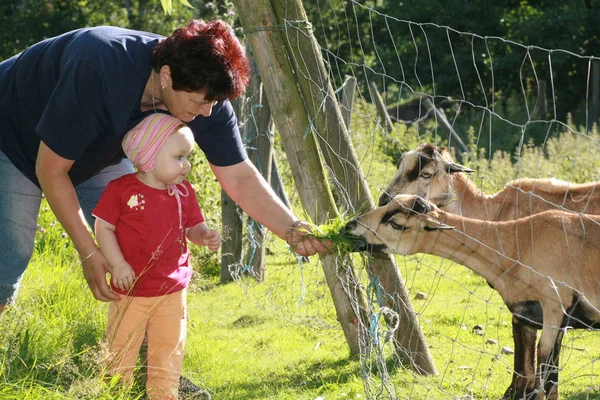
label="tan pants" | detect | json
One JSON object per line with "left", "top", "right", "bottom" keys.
{"left": 104, "top": 289, "right": 186, "bottom": 400}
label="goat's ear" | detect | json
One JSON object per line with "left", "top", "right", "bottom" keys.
{"left": 430, "top": 193, "right": 455, "bottom": 208}
{"left": 445, "top": 162, "right": 474, "bottom": 174}
{"left": 411, "top": 196, "right": 433, "bottom": 214}
{"left": 422, "top": 216, "right": 453, "bottom": 231}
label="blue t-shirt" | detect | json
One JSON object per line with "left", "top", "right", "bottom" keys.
{"left": 0, "top": 26, "right": 247, "bottom": 187}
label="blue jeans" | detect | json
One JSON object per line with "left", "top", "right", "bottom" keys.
{"left": 0, "top": 152, "right": 134, "bottom": 305}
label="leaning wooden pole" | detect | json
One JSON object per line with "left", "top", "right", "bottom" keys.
{"left": 233, "top": 0, "right": 370, "bottom": 356}
{"left": 268, "top": 0, "right": 437, "bottom": 375}
{"left": 340, "top": 75, "right": 357, "bottom": 131}
{"left": 369, "top": 81, "right": 395, "bottom": 134}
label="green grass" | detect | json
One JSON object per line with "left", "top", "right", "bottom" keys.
{"left": 3, "top": 233, "right": 599, "bottom": 399}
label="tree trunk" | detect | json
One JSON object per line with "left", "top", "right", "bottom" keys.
{"left": 233, "top": 0, "right": 369, "bottom": 356}
{"left": 533, "top": 79, "right": 548, "bottom": 120}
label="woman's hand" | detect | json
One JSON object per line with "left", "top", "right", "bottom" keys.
{"left": 286, "top": 220, "right": 332, "bottom": 257}
{"left": 81, "top": 249, "right": 121, "bottom": 302}
{"left": 36, "top": 142, "right": 121, "bottom": 302}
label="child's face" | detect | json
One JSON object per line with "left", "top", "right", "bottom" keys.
{"left": 153, "top": 127, "right": 194, "bottom": 185}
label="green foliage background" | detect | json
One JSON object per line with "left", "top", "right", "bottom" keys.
{"left": 3, "top": 0, "right": 599, "bottom": 154}
{"left": 0, "top": 0, "right": 239, "bottom": 59}
{"left": 305, "top": 0, "right": 600, "bottom": 154}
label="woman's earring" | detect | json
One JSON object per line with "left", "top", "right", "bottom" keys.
{"left": 161, "top": 86, "right": 165, "bottom": 90}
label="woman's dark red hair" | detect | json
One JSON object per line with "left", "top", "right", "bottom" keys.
{"left": 151, "top": 20, "right": 250, "bottom": 101}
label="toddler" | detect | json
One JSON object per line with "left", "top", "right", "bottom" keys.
{"left": 93, "top": 113, "right": 220, "bottom": 399}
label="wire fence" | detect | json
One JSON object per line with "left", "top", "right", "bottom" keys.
{"left": 231, "top": 1, "right": 600, "bottom": 399}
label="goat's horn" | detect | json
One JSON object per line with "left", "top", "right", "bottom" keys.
{"left": 411, "top": 196, "right": 433, "bottom": 214}
{"left": 423, "top": 220, "right": 453, "bottom": 231}
{"left": 445, "top": 162, "right": 474, "bottom": 174}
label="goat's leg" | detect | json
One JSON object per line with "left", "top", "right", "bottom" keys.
{"left": 536, "top": 313, "right": 565, "bottom": 400}
{"left": 502, "top": 317, "right": 538, "bottom": 400}
{"left": 540, "top": 298, "right": 581, "bottom": 400}
{"left": 540, "top": 329, "right": 563, "bottom": 400}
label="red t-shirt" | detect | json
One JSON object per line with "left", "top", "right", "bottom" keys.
{"left": 92, "top": 173, "right": 204, "bottom": 297}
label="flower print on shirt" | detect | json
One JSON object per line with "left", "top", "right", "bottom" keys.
{"left": 127, "top": 194, "right": 146, "bottom": 210}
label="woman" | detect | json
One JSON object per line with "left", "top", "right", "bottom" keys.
{"left": 0, "top": 19, "right": 328, "bottom": 313}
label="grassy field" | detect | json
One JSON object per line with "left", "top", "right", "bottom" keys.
{"left": 2, "top": 100, "right": 600, "bottom": 399}
{"left": 2, "top": 229, "right": 599, "bottom": 399}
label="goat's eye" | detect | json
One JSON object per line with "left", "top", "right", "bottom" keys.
{"left": 389, "top": 220, "right": 407, "bottom": 231}
{"left": 420, "top": 171, "right": 433, "bottom": 179}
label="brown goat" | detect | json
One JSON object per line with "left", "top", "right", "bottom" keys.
{"left": 343, "top": 194, "right": 600, "bottom": 400}
{"left": 378, "top": 143, "right": 600, "bottom": 399}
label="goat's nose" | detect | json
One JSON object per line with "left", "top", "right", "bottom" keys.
{"left": 339, "top": 219, "right": 368, "bottom": 252}
{"left": 340, "top": 219, "right": 357, "bottom": 234}
{"left": 378, "top": 193, "right": 391, "bottom": 206}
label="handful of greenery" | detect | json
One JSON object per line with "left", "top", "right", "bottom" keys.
{"left": 301, "top": 215, "right": 360, "bottom": 253}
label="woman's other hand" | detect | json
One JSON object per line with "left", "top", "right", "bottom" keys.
{"left": 81, "top": 249, "right": 121, "bottom": 302}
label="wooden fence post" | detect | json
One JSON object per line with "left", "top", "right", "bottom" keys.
{"left": 340, "top": 75, "right": 357, "bottom": 131}
{"left": 233, "top": 0, "right": 370, "bottom": 356}
{"left": 220, "top": 97, "right": 245, "bottom": 283}
{"left": 422, "top": 98, "right": 469, "bottom": 162}
{"left": 590, "top": 62, "right": 599, "bottom": 127}
{"left": 369, "top": 81, "right": 394, "bottom": 134}
{"left": 264, "top": 0, "right": 437, "bottom": 374}
{"left": 270, "top": 157, "right": 290, "bottom": 209}
{"left": 244, "top": 59, "right": 273, "bottom": 282}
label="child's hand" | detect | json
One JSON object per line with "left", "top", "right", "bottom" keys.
{"left": 111, "top": 261, "right": 136, "bottom": 291}
{"left": 205, "top": 229, "right": 221, "bottom": 252}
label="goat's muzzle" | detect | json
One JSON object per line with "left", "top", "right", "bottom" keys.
{"left": 339, "top": 219, "right": 370, "bottom": 252}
